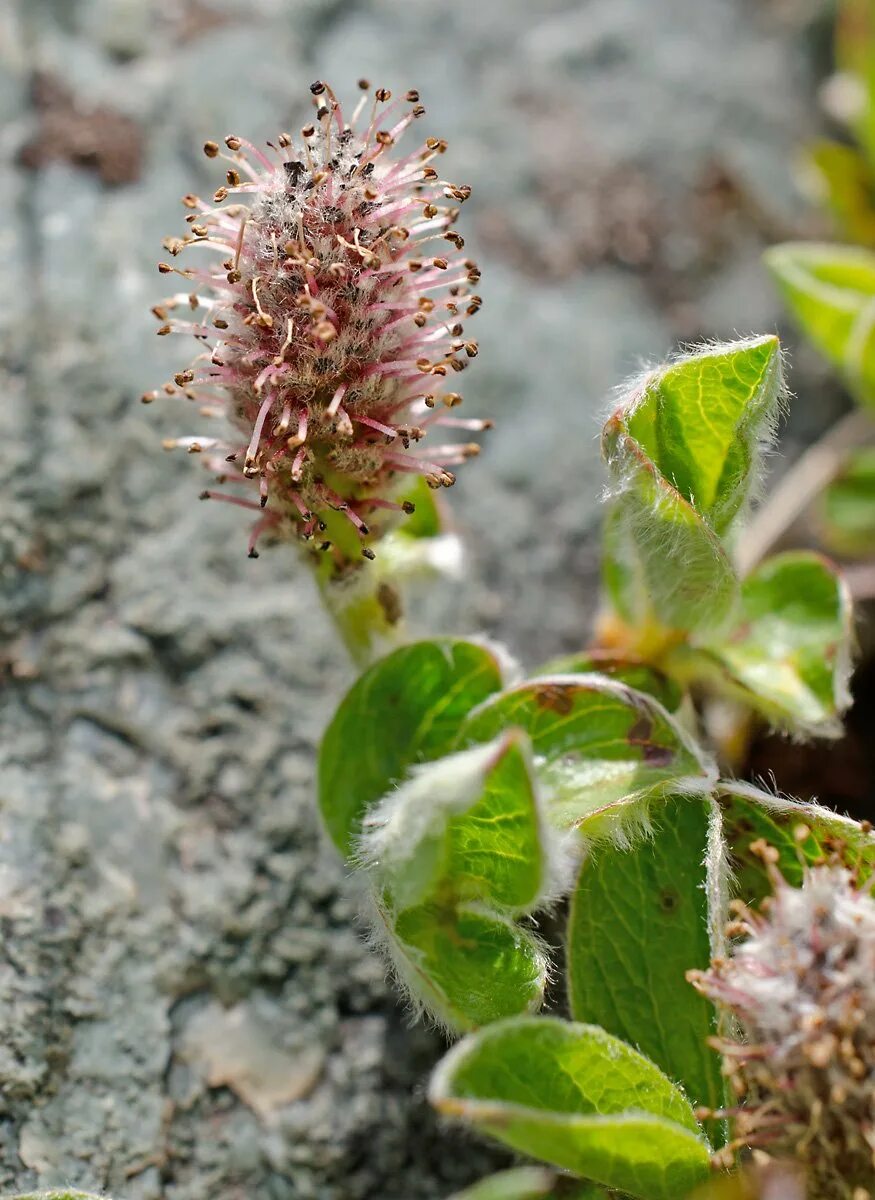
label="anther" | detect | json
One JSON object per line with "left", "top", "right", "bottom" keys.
{"left": 375, "top": 88, "right": 391, "bottom": 102}
{"left": 226, "top": 169, "right": 241, "bottom": 187}
{"left": 203, "top": 141, "right": 219, "bottom": 158}
{"left": 310, "top": 80, "right": 326, "bottom": 96}
{"left": 225, "top": 135, "right": 242, "bottom": 151}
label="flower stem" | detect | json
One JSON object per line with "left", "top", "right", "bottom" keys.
{"left": 316, "top": 570, "right": 405, "bottom": 669}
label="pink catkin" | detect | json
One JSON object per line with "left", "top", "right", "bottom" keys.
{"left": 149, "top": 81, "right": 487, "bottom": 563}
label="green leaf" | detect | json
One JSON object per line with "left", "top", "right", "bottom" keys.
{"left": 395, "top": 474, "right": 447, "bottom": 539}
{"left": 539, "top": 651, "right": 683, "bottom": 713}
{"left": 765, "top": 242, "right": 875, "bottom": 407}
{"left": 684, "top": 552, "right": 852, "bottom": 737}
{"left": 382, "top": 900, "right": 548, "bottom": 1031}
{"left": 457, "top": 675, "right": 715, "bottom": 839}
{"left": 719, "top": 781, "right": 875, "bottom": 904}
{"left": 621, "top": 338, "right": 782, "bottom": 534}
{"left": 566, "top": 796, "right": 726, "bottom": 1136}
{"left": 361, "top": 733, "right": 552, "bottom": 1031}
{"left": 602, "top": 336, "right": 783, "bottom": 634}
{"left": 821, "top": 444, "right": 875, "bottom": 556}
{"left": 318, "top": 638, "right": 505, "bottom": 857}
{"left": 807, "top": 140, "right": 875, "bottom": 248}
{"left": 837, "top": 0, "right": 875, "bottom": 170}
{"left": 430, "top": 1016, "right": 711, "bottom": 1200}
{"left": 447, "top": 1168, "right": 603, "bottom": 1200}
{"left": 362, "top": 733, "right": 548, "bottom": 915}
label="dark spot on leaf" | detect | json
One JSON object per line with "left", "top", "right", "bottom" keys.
{"left": 533, "top": 684, "right": 575, "bottom": 715}
{"left": 659, "top": 888, "right": 680, "bottom": 913}
{"left": 628, "top": 714, "right": 675, "bottom": 766}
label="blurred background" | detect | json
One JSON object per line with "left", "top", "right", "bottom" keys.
{"left": 0, "top": 1, "right": 851, "bottom": 1197}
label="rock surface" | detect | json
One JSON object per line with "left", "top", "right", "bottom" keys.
{"left": 0, "top": 0, "right": 836, "bottom": 1196}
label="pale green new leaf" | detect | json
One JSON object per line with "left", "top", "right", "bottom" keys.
{"left": 567, "top": 796, "right": 726, "bottom": 1137}
{"left": 719, "top": 782, "right": 875, "bottom": 904}
{"left": 765, "top": 242, "right": 875, "bottom": 407}
{"left": 821, "top": 445, "right": 875, "bottom": 556}
{"left": 457, "top": 675, "right": 715, "bottom": 839}
{"left": 602, "top": 336, "right": 784, "bottom": 633}
{"left": 685, "top": 552, "right": 852, "bottom": 737}
{"left": 430, "top": 1016, "right": 711, "bottom": 1200}
{"left": 318, "top": 638, "right": 505, "bottom": 857}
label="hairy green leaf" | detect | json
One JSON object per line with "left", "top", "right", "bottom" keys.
{"left": 447, "top": 1167, "right": 604, "bottom": 1200}
{"left": 458, "top": 675, "right": 714, "bottom": 838}
{"left": 430, "top": 1016, "right": 711, "bottom": 1200}
{"left": 719, "top": 782, "right": 875, "bottom": 903}
{"left": 765, "top": 242, "right": 875, "bottom": 407}
{"left": 381, "top": 901, "right": 548, "bottom": 1031}
{"left": 821, "top": 445, "right": 875, "bottom": 556}
{"left": 602, "top": 336, "right": 783, "bottom": 633}
{"left": 567, "top": 796, "right": 726, "bottom": 1134}
{"left": 361, "top": 733, "right": 551, "bottom": 1030}
{"left": 539, "top": 651, "right": 683, "bottom": 713}
{"left": 684, "top": 552, "right": 852, "bottom": 737}
{"left": 318, "top": 639, "right": 505, "bottom": 856}
{"left": 361, "top": 733, "right": 548, "bottom": 915}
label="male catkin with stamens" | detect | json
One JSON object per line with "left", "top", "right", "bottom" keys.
{"left": 689, "top": 859, "right": 875, "bottom": 1200}
{"left": 147, "top": 80, "right": 487, "bottom": 565}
